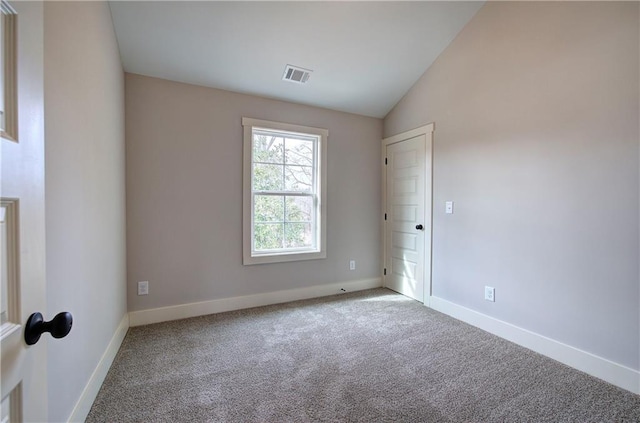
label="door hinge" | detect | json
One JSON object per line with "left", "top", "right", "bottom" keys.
{"left": 383, "top": 268, "right": 387, "bottom": 275}
{"left": 384, "top": 213, "right": 387, "bottom": 221}
{"left": 385, "top": 158, "right": 388, "bottom": 165}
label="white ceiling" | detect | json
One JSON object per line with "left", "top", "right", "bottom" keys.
{"left": 109, "top": 1, "right": 483, "bottom": 118}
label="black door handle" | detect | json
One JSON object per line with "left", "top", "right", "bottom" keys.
{"left": 24, "top": 312, "right": 73, "bottom": 345}
{"left": 416, "top": 224, "right": 424, "bottom": 230}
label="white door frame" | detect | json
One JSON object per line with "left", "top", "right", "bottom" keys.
{"left": 382, "top": 123, "right": 434, "bottom": 306}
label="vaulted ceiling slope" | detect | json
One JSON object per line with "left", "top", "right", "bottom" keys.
{"left": 109, "top": 1, "right": 483, "bottom": 118}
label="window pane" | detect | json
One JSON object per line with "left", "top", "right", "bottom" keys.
{"left": 285, "top": 138, "right": 314, "bottom": 166}
{"left": 286, "top": 196, "right": 313, "bottom": 222}
{"left": 284, "top": 165, "right": 313, "bottom": 192}
{"left": 285, "top": 223, "right": 312, "bottom": 248}
{"left": 253, "top": 134, "right": 284, "bottom": 163}
{"left": 253, "top": 164, "right": 284, "bottom": 191}
{"left": 254, "top": 223, "right": 283, "bottom": 250}
{"left": 254, "top": 195, "right": 284, "bottom": 222}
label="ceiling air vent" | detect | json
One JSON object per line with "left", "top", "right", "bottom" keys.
{"left": 282, "top": 65, "right": 312, "bottom": 84}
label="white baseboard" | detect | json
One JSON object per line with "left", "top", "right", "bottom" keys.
{"left": 429, "top": 296, "right": 640, "bottom": 395}
{"left": 67, "top": 313, "right": 129, "bottom": 423}
{"left": 129, "top": 278, "right": 383, "bottom": 327}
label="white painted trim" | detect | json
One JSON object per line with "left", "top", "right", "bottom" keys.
{"left": 383, "top": 123, "right": 434, "bottom": 146}
{"left": 429, "top": 296, "right": 640, "bottom": 395}
{"left": 1, "top": 3, "right": 18, "bottom": 142}
{"left": 1, "top": 199, "right": 21, "bottom": 330}
{"left": 382, "top": 124, "right": 434, "bottom": 306}
{"left": 67, "top": 313, "right": 129, "bottom": 423}
{"left": 242, "top": 117, "right": 328, "bottom": 265}
{"left": 129, "top": 278, "right": 382, "bottom": 327}
{"left": 241, "top": 117, "right": 329, "bottom": 138}
{"left": 0, "top": 322, "right": 19, "bottom": 340}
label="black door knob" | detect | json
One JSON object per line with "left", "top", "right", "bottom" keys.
{"left": 416, "top": 224, "right": 424, "bottom": 230}
{"left": 24, "top": 312, "right": 73, "bottom": 345}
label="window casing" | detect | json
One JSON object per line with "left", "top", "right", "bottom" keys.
{"left": 242, "top": 118, "right": 327, "bottom": 265}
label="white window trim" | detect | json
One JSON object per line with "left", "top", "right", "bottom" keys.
{"left": 242, "top": 117, "right": 327, "bottom": 265}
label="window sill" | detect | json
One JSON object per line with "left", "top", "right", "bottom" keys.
{"left": 243, "top": 250, "right": 326, "bottom": 265}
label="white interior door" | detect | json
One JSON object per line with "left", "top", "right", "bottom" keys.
{"left": 383, "top": 125, "right": 433, "bottom": 304}
{"left": 1, "top": 2, "right": 47, "bottom": 421}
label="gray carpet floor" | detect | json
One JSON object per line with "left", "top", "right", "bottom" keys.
{"left": 87, "top": 288, "right": 640, "bottom": 422}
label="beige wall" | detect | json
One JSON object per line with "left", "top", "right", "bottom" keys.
{"left": 125, "top": 74, "right": 382, "bottom": 311}
{"left": 385, "top": 2, "right": 639, "bottom": 370}
{"left": 44, "top": 2, "right": 127, "bottom": 421}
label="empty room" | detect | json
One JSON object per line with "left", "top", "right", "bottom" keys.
{"left": 0, "top": 1, "right": 638, "bottom": 422}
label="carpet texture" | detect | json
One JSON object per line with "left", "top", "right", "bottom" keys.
{"left": 87, "top": 289, "right": 640, "bottom": 422}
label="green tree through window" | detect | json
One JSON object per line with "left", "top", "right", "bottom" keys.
{"left": 252, "top": 131, "right": 316, "bottom": 251}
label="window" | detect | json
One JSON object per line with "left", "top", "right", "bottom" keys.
{"left": 243, "top": 117, "right": 327, "bottom": 265}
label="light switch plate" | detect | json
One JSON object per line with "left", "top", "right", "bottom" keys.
{"left": 445, "top": 201, "right": 454, "bottom": 214}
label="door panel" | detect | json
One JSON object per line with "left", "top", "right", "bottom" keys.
{"left": 1, "top": 1, "right": 47, "bottom": 421}
{"left": 385, "top": 135, "right": 426, "bottom": 302}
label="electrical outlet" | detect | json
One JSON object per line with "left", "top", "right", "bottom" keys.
{"left": 138, "top": 281, "right": 149, "bottom": 296}
{"left": 485, "top": 286, "right": 495, "bottom": 302}
{"left": 445, "top": 201, "right": 454, "bottom": 214}
{"left": 349, "top": 260, "right": 356, "bottom": 270}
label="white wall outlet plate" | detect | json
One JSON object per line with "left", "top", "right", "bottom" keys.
{"left": 445, "top": 201, "right": 454, "bottom": 214}
{"left": 349, "top": 260, "right": 356, "bottom": 270}
{"left": 485, "top": 286, "right": 495, "bottom": 302}
{"left": 138, "top": 281, "right": 149, "bottom": 296}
